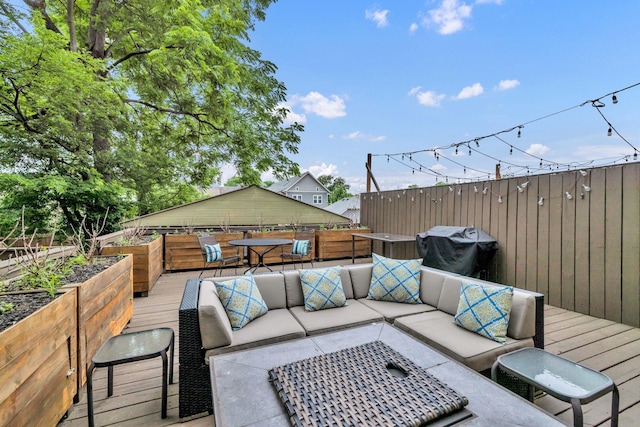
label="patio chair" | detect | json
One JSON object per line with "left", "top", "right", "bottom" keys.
{"left": 281, "top": 230, "right": 315, "bottom": 270}
{"left": 197, "top": 234, "right": 241, "bottom": 278}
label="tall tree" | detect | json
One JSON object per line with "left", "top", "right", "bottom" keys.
{"left": 0, "top": 0, "right": 302, "bottom": 234}
{"left": 318, "top": 175, "right": 352, "bottom": 204}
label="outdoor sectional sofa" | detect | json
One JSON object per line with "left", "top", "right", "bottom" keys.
{"left": 178, "top": 261, "right": 544, "bottom": 419}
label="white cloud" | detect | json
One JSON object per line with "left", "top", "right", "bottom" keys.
{"left": 526, "top": 143, "right": 550, "bottom": 157}
{"left": 408, "top": 86, "right": 422, "bottom": 96}
{"left": 422, "top": 0, "right": 503, "bottom": 35}
{"left": 498, "top": 79, "right": 520, "bottom": 91}
{"left": 306, "top": 163, "right": 339, "bottom": 177}
{"left": 289, "top": 92, "right": 347, "bottom": 119}
{"left": 426, "top": 0, "right": 472, "bottom": 35}
{"left": 277, "top": 103, "right": 307, "bottom": 126}
{"left": 416, "top": 90, "right": 446, "bottom": 107}
{"left": 365, "top": 8, "right": 389, "bottom": 28}
{"left": 409, "top": 22, "right": 419, "bottom": 33}
{"left": 431, "top": 164, "right": 448, "bottom": 171}
{"left": 455, "top": 83, "right": 484, "bottom": 99}
{"left": 344, "top": 131, "right": 386, "bottom": 142}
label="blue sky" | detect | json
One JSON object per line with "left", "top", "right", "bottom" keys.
{"left": 243, "top": 0, "right": 640, "bottom": 193}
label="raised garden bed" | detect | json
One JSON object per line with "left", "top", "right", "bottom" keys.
{"left": 315, "top": 229, "right": 371, "bottom": 261}
{"left": 164, "top": 233, "right": 243, "bottom": 272}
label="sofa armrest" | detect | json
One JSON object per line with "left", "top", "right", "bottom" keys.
{"left": 178, "top": 278, "right": 213, "bottom": 418}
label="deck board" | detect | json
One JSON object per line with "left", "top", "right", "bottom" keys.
{"left": 58, "top": 261, "right": 640, "bottom": 426}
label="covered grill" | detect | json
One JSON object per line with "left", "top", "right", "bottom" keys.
{"left": 416, "top": 226, "right": 498, "bottom": 278}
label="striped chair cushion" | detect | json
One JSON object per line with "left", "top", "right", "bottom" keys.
{"left": 291, "top": 239, "right": 310, "bottom": 255}
{"left": 205, "top": 243, "right": 223, "bottom": 263}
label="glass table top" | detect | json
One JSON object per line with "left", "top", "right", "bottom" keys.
{"left": 93, "top": 328, "right": 173, "bottom": 364}
{"left": 497, "top": 347, "right": 612, "bottom": 399}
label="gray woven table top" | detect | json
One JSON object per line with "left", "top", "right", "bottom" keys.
{"left": 268, "top": 340, "right": 469, "bottom": 427}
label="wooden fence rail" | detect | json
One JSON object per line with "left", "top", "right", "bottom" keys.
{"left": 361, "top": 163, "right": 640, "bottom": 328}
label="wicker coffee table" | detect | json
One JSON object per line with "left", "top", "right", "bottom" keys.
{"left": 209, "top": 324, "right": 565, "bottom": 426}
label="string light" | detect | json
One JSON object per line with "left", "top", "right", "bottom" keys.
{"left": 457, "top": 188, "right": 462, "bottom": 196}
{"left": 607, "top": 126, "right": 612, "bottom": 136}
{"left": 498, "top": 195, "right": 503, "bottom": 203}
{"left": 538, "top": 197, "right": 544, "bottom": 206}
{"left": 566, "top": 192, "right": 573, "bottom": 200}
{"left": 579, "top": 170, "right": 587, "bottom": 176}
{"left": 482, "top": 187, "right": 488, "bottom": 195}
{"left": 517, "top": 185, "right": 524, "bottom": 193}
{"left": 521, "top": 181, "right": 529, "bottom": 188}
{"left": 474, "top": 185, "right": 478, "bottom": 193}
{"left": 371, "top": 82, "right": 640, "bottom": 183}
{"left": 582, "top": 184, "right": 591, "bottom": 192}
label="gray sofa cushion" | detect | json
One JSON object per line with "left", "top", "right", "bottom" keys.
{"left": 394, "top": 311, "right": 534, "bottom": 372}
{"left": 508, "top": 291, "right": 536, "bottom": 339}
{"left": 198, "top": 281, "right": 233, "bottom": 349}
{"left": 288, "top": 299, "right": 383, "bottom": 335}
{"left": 204, "top": 308, "right": 306, "bottom": 360}
{"left": 345, "top": 264, "right": 373, "bottom": 299}
{"left": 419, "top": 268, "right": 448, "bottom": 306}
{"left": 285, "top": 267, "right": 354, "bottom": 307}
{"left": 212, "top": 272, "right": 287, "bottom": 310}
{"left": 358, "top": 298, "right": 437, "bottom": 322}
{"left": 437, "top": 276, "right": 463, "bottom": 315}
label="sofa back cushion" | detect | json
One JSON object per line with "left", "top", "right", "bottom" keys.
{"left": 284, "top": 268, "right": 354, "bottom": 307}
{"left": 508, "top": 291, "right": 536, "bottom": 339}
{"left": 345, "top": 264, "right": 373, "bottom": 299}
{"left": 437, "top": 276, "right": 463, "bottom": 315}
{"left": 419, "top": 268, "right": 447, "bottom": 306}
{"left": 198, "top": 280, "right": 233, "bottom": 349}
{"left": 211, "top": 272, "right": 286, "bottom": 310}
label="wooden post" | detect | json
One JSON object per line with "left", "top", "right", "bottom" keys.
{"left": 496, "top": 163, "right": 502, "bottom": 180}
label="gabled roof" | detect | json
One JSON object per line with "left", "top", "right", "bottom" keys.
{"left": 325, "top": 196, "right": 360, "bottom": 215}
{"left": 268, "top": 171, "right": 330, "bottom": 193}
{"left": 121, "top": 185, "right": 349, "bottom": 228}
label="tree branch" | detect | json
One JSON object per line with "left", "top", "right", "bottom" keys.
{"left": 122, "top": 98, "right": 229, "bottom": 135}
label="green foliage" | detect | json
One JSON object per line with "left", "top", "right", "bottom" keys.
{"left": 317, "top": 175, "right": 353, "bottom": 204}
{"left": 0, "top": 301, "right": 14, "bottom": 314}
{"left": 0, "top": 0, "right": 302, "bottom": 232}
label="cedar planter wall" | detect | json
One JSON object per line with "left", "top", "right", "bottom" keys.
{"left": 245, "top": 231, "right": 297, "bottom": 266}
{"left": 315, "top": 229, "right": 372, "bottom": 261}
{"left": 100, "top": 235, "right": 163, "bottom": 296}
{"left": 164, "top": 233, "right": 244, "bottom": 272}
{"left": 61, "top": 255, "right": 133, "bottom": 391}
{"left": 0, "top": 288, "right": 78, "bottom": 426}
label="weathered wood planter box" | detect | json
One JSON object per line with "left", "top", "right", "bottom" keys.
{"left": 100, "top": 235, "right": 163, "bottom": 296}
{"left": 0, "top": 288, "right": 78, "bottom": 426}
{"left": 164, "top": 233, "right": 243, "bottom": 272}
{"left": 315, "top": 229, "right": 372, "bottom": 261}
{"left": 61, "top": 255, "right": 133, "bottom": 392}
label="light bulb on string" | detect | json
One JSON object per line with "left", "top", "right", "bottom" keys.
{"left": 517, "top": 128, "right": 522, "bottom": 138}
{"left": 538, "top": 197, "right": 544, "bottom": 206}
{"left": 579, "top": 170, "right": 587, "bottom": 176}
{"left": 635, "top": 151, "right": 638, "bottom": 160}
{"left": 517, "top": 185, "right": 524, "bottom": 193}
{"left": 521, "top": 181, "right": 529, "bottom": 188}
{"left": 455, "top": 146, "right": 459, "bottom": 155}
{"left": 482, "top": 187, "right": 488, "bottom": 195}
{"left": 498, "top": 195, "right": 503, "bottom": 203}
{"left": 566, "top": 192, "right": 573, "bottom": 200}
{"left": 607, "top": 127, "right": 612, "bottom": 136}
{"left": 475, "top": 139, "right": 480, "bottom": 147}
{"left": 449, "top": 186, "right": 453, "bottom": 192}
{"left": 509, "top": 146, "right": 513, "bottom": 155}
{"left": 474, "top": 185, "right": 478, "bottom": 193}
{"left": 387, "top": 155, "right": 390, "bottom": 163}
{"left": 457, "top": 188, "right": 462, "bottom": 196}
{"left": 582, "top": 184, "right": 591, "bottom": 192}
{"left": 468, "top": 145, "right": 472, "bottom": 156}
{"left": 612, "top": 94, "right": 618, "bottom": 104}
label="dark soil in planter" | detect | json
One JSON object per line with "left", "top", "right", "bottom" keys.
{"left": 0, "top": 256, "right": 120, "bottom": 332}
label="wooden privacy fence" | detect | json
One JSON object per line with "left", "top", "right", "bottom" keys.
{"left": 360, "top": 163, "right": 640, "bottom": 328}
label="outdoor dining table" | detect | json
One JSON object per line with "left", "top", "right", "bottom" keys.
{"left": 229, "top": 238, "right": 292, "bottom": 273}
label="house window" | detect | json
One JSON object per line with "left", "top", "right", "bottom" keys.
{"left": 292, "top": 194, "right": 302, "bottom": 201}
{"left": 313, "top": 195, "right": 323, "bottom": 204}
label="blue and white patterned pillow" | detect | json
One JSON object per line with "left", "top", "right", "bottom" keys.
{"left": 367, "top": 253, "right": 422, "bottom": 304}
{"left": 299, "top": 267, "right": 347, "bottom": 311}
{"left": 214, "top": 276, "right": 268, "bottom": 330}
{"left": 205, "top": 243, "right": 223, "bottom": 263}
{"left": 454, "top": 283, "right": 513, "bottom": 343}
{"left": 291, "top": 239, "right": 310, "bottom": 255}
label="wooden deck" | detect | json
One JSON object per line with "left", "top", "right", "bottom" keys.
{"left": 58, "top": 261, "right": 640, "bottom": 426}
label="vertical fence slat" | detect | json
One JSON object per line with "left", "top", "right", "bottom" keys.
{"left": 574, "top": 171, "right": 591, "bottom": 315}
{"left": 605, "top": 166, "right": 623, "bottom": 322}
{"left": 525, "top": 176, "right": 539, "bottom": 293}
{"left": 589, "top": 167, "right": 606, "bottom": 319}
{"left": 537, "top": 174, "right": 550, "bottom": 299}
{"left": 548, "top": 173, "right": 564, "bottom": 307}
{"left": 561, "top": 172, "right": 577, "bottom": 311}
{"left": 496, "top": 180, "right": 509, "bottom": 284}
{"left": 621, "top": 163, "right": 640, "bottom": 326}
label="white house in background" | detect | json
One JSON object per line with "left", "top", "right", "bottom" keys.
{"left": 268, "top": 172, "right": 330, "bottom": 208}
{"left": 325, "top": 195, "right": 360, "bottom": 224}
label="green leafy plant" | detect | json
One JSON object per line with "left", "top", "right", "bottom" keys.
{"left": 0, "top": 301, "right": 14, "bottom": 314}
